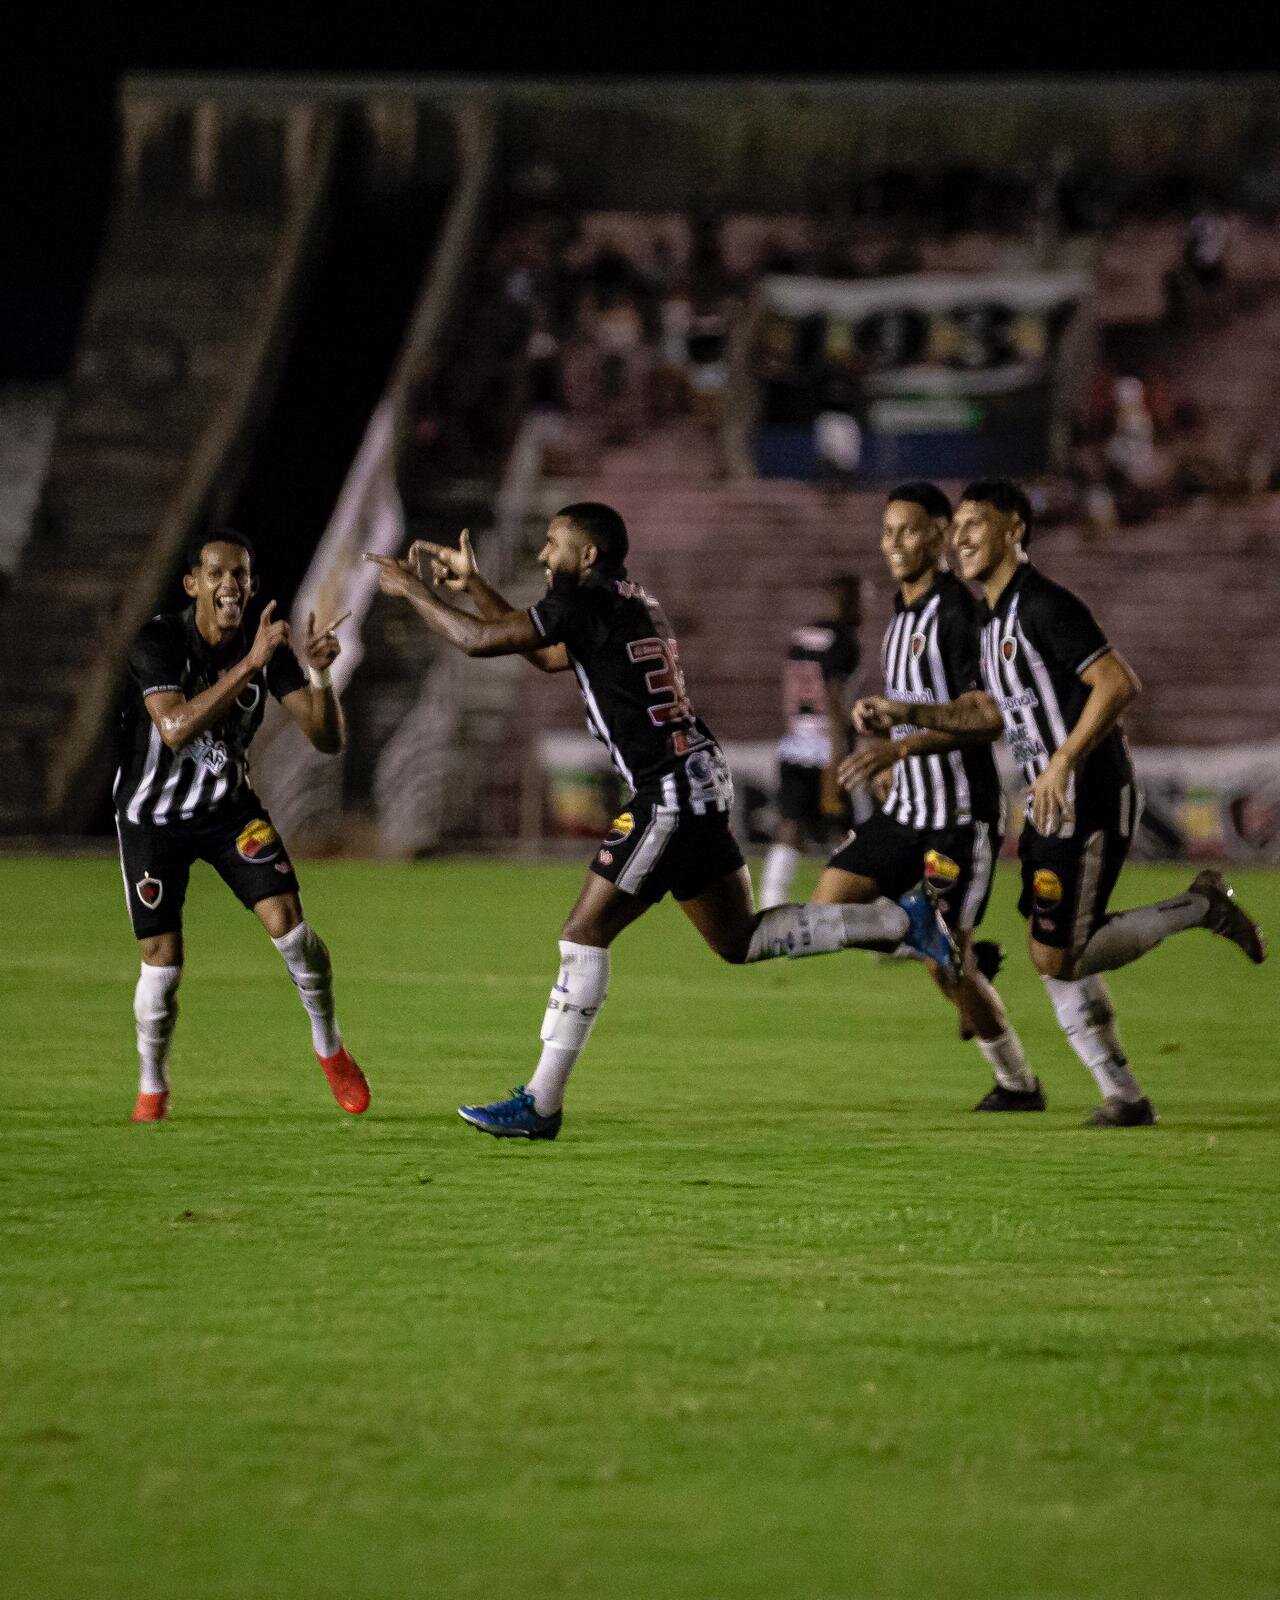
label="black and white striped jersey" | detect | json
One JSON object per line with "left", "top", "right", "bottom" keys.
{"left": 114, "top": 607, "right": 306, "bottom": 827}
{"left": 979, "top": 563, "right": 1135, "bottom": 829}
{"left": 777, "top": 618, "right": 859, "bottom": 767}
{"left": 529, "top": 570, "right": 730, "bottom": 811}
{"left": 881, "top": 571, "right": 1002, "bottom": 830}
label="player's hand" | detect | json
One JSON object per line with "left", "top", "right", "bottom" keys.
{"left": 247, "top": 600, "right": 290, "bottom": 669}
{"left": 301, "top": 609, "right": 350, "bottom": 674}
{"left": 410, "top": 529, "right": 477, "bottom": 592}
{"left": 1030, "top": 752, "right": 1076, "bottom": 836}
{"left": 852, "top": 696, "right": 897, "bottom": 735}
{"left": 838, "top": 741, "right": 898, "bottom": 791}
{"left": 364, "top": 553, "right": 424, "bottom": 599}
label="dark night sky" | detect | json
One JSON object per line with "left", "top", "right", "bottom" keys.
{"left": 3, "top": 0, "right": 1271, "bottom": 379}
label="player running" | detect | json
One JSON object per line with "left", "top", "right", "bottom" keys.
{"left": 856, "top": 479, "right": 1266, "bottom": 1127}
{"left": 758, "top": 575, "right": 862, "bottom": 909}
{"left": 366, "top": 503, "right": 958, "bottom": 1140}
{"left": 822, "top": 482, "right": 1042, "bottom": 1111}
{"left": 115, "top": 530, "right": 369, "bottom": 1122}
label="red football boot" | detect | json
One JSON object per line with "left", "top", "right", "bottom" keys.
{"left": 130, "top": 1091, "right": 169, "bottom": 1123}
{"left": 317, "top": 1045, "right": 370, "bottom": 1115}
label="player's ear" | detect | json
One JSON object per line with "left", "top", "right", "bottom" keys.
{"left": 581, "top": 541, "right": 600, "bottom": 573}
{"left": 182, "top": 571, "right": 198, "bottom": 598}
{"left": 248, "top": 572, "right": 260, "bottom": 597}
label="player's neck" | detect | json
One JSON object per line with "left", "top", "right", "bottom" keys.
{"left": 193, "top": 607, "right": 237, "bottom": 650}
{"left": 899, "top": 568, "right": 937, "bottom": 607}
{"left": 981, "top": 555, "right": 1023, "bottom": 609}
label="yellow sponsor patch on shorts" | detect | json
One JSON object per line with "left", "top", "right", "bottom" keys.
{"left": 1033, "top": 869, "right": 1063, "bottom": 904}
{"left": 236, "top": 818, "right": 281, "bottom": 862}
{"left": 924, "top": 849, "right": 961, "bottom": 884}
{"left": 606, "top": 811, "right": 635, "bottom": 842}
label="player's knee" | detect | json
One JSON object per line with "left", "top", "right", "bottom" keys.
{"left": 140, "top": 934, "right": 182, "bottom": 968}
{"left": 257, "top": 894, "right": 303, "bottom": 940}
{"left": 709, "top": 931, "right": 751, "bottom": 964}
{"left": 1028, "top": 936, "right": 1071, "bottom": 979}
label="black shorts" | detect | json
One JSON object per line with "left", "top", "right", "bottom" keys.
{"left": 116, "top": 794, "right": 301, "bottom": 939}
{"left": 1018, "top": 784, "right": 1140, "bottom": 951}
{"left": 590, "top": 793, "right": 746, "bottom": 906}
{"left": 777, "top": 761, "right": 848, "bottom": 831}
{"left": 826, "top": 809, "right": 1000, "bottom": 932}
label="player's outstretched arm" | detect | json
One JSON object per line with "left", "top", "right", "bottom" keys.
{"left": 144, "top": 602, "right": 290, "bottom": 750}
{"left": 853, "top": 690, "right": 1003, "bottom": 740}
{"left": 411, "top": 534, "right": 569, "bottom": 673}
{"left": 280, "top": 610, "right": 348, "bottom": 754}
{"left": 1030, "top": 650, "right": 1140, "bottom": 834}
{"left": 364, "top": 553, "right": 542, "bottom": 658}
{"left": 838, "top": 725, "right": 994, "bottom": 790}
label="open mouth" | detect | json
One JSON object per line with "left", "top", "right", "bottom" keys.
{"left": 215, "top": 595, "right": 243, "bottom": 621}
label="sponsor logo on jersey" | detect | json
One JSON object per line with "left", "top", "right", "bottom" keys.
{"left": 924, "top": 850, "right": 961, "bottom": 890}
{"left": 605, "top": 811, "right": 634, "bottom": 844}
{"left": 236, "top": 818, "right": 281, "bottom": 863}
{"left": 1001, "top": 637, "right": 1018, "bottom": 662}
{"left": 997, "top": 690, "right": 1039, "bottom": 711}
{"left": 911, "top": 634, "right": 926, "bottom": 658}
{"left": 135, "top": 873, "right": 164, "bottom": 908}
{"left": 1032, "top": 869, "right": 1063, "bottom": 906}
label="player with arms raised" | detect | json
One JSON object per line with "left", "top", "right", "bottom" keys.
{"left": 367, "top": 503, "right": 958, "bottom": 1139}
{"left": 856, "top": 480, "right": 1265, "bottom": 1126}
{"left": 115, "top": 530, "right": 369, "bottom": 1122}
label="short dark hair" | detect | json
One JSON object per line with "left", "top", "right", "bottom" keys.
{"left": 886, "top": 481, "right": 952, "bottom": 522}
{"left": 186, "top": 527, "right": 257, "bottom": 572}
{"left": 554, "top": 502, "right": 629, "bottom": 572}
{"left": 959, "top": 479, "right": 1033, "bottom": 545}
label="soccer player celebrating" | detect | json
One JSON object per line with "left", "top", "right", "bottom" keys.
{"left": 366, "top": 504, "right": 958, "bottom": 1140}
{"left": 758, "top": 574, "right": 862, "bottom": 909}
{"left": 825, "top": 482, "right": 1042, "bottom": 1111}
{"left": 115, "top": 530, "right": 369, "bottom": 1122}
{"left": 856, "top": 479, "right": 1266, "bottom": 1127}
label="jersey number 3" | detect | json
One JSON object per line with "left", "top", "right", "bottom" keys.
{"left": 627, "top": 636, "right": 693, "bottom": 727}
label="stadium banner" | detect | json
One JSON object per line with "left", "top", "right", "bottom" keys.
{"left": 754, "top": 269, "right": 1091, "bottom": 483}
{"left": 536, "top": 734, "right": 1280, "bottom": 865}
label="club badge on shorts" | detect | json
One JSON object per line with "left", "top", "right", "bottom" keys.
{"left": 135, "top": 872, "right": 163, "bottom": 909}
{"left": 236, "top": 818, "right": 281, "bottom": 863}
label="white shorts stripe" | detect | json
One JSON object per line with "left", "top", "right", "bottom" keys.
{"left": 616, "top": 807, "right": 680, "bottom": 896}
{"left": 1071, "top": 831, "right": 1107, "bottom": 954}
{"left": 958, "top": 822, "right": 993, "bottom": 931}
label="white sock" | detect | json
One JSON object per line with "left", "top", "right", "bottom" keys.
{"left": 760, "top": 844, "right": 801, "bottom": 909}
{"left": 134, "top": 963, "right": 181, "bottom": 1095}
{"left": 975, "top": 1027, "right": 1037, "bottom": 1092}
{"left": 527, "top": 941, "right": 610, "bottom": 1114}
{"left": 272, "top": 922, "right": 342, "bottom": 1058}
{"left": 1074, "top": 893, "right": 1208, "bottom": 976}
{"left": 1043, "top": 974, "right": 1144, "bottom": 1103}
{"left": 745, "top": 900, "right": 908, "bottom": 963}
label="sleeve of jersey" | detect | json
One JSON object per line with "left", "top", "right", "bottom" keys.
{"left": 1029, "top": 585, "right": 1112, "bottom": 677}
{"left": 130, "top": 620, "right": 184, "bottom": 698}
{"left": 266, "top": 646, "right": 308, "bottom": 701}
{"left": 939, "top": 602, "right": 983, "bottom": 695}
{"left": 529, "top": 589, "right": 602, "bottom": 657}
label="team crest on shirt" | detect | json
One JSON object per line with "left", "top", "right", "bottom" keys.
{"left": 236, "top": 818, "right": 281, "bottom": 863}
{"left": 1001, "top": 637, "right": 1018, "bottom": 662}
{"left": 235, "top": 682, "right": 262, "bottom": 714}
{"left": 911, "top": 634, "right": 926, "bottom": 658}
{"left": 135, "top": 873, "right": 164, "bottom": 909}
{"left": 605, "top": 811, "right": 635, "bottom": 844}
{"left": 1032, "top": 869, "right": 1063, "bottom": 906}
{"left": 924, "top": 851, "right": 961, "bottom": 894}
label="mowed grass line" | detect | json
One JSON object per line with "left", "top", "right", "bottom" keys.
{"left": 1, "top": 855, "right": 1278, "bottom": 1600}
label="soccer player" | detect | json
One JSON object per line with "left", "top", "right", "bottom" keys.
{"left": 822, "top": 483, "right": 1041, "bottom": 1111}
{"left": 758, "top": 574, "right": 862, "bottom": 909}
{"left": 856, "top": 479, "right": 1266, "bottom": 1127}
{"left": 115, "top": 530, "right": 369, "bottom": 1122}
{"left": 366, "top": 504, "right": 958, "bottom": 1140}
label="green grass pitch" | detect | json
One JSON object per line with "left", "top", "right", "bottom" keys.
{"left": 2, "top": 854, "right": 1278, "bottom": 1599}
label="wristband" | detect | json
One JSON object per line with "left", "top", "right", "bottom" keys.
{"left": 308, "top": 665, "right": 332, "bottom": 689}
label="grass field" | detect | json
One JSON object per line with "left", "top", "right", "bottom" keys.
{"left": 2, "top": 854, "right": 1278, "bottom": 1600}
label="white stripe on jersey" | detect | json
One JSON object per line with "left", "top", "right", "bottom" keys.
{"left": 982, "top": 596, "right": 1080, "bottom": 834}
{"left": 124, "top": 725, "right": 165, "bottom": 825}
{"left": 881, "top": 594, "right": 970, "bottom": 831}
{"left": 570, "top": 656, "right": 636, "bottom": 790}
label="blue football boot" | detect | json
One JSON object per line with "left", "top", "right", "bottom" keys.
{"left": 898, "top": 887, "right": 962, "bottom": 984}
{"left": 457, "top": 1086, "right": 562, "bottom": 1140}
